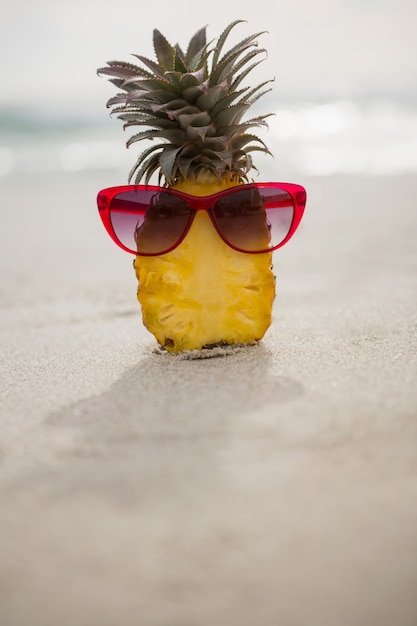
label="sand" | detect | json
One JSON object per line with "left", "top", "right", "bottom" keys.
{"left": 0, "top": 172, "right": 416, "bottom": 625}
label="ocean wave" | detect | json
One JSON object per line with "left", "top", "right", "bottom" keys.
{"left": 1, "top": 100, "right": 416, "bottom": 178}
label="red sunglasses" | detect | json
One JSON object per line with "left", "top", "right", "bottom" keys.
{"left": 97, "top": 182, "right": 307, "bottom": 256}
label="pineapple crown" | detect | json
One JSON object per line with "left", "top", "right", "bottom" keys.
{"left": 97, "top": 20, "right": 274, "bottom": 186}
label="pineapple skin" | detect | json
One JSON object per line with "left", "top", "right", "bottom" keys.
{"left": 134, "top": 176, "right": 276, "bottom": 353}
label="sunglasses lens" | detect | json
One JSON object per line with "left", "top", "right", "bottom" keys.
{"left": 109, "top": 190, "right": 191, "bottom": 254}
{"left": 213, "top": 187, "right": 295, "bottom": 252}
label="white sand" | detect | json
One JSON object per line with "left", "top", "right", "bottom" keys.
{"left": 0, "top": 172, "right": 416, "bottom": 625}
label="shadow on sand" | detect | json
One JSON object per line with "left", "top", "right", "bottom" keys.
{"left": 18, "top": 343, "right": 305, "bottom": 502}
{"left": 47, "top": 343, "right": 303, "bottom": 451}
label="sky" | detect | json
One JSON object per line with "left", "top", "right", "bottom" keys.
{"left": 1, "top": 0, "right": 416, "bottom": 117}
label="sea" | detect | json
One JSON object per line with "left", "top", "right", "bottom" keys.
{"left": 1, "top": 97, "right": 417, "bottom": 181}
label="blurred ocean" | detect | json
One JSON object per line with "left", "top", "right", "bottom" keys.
{"left": 1, "top": 98, "right": 417, "bottom": 181}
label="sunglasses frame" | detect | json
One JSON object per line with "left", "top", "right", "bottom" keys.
{"left": 97, "top": 182, "right": 307, "bottom": 256}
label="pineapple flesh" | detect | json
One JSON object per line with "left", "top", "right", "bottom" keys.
{"left": 134, "top": 175, "right": 275, "bottom": 352}
{"left": 98, "top": 20, "right": 277, "bottom": 353}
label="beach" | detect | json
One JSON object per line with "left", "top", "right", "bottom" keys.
{"left": 1, "top": 165, "right": 417, "bottom": 624}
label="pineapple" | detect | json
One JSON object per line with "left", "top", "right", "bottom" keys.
{"left": 98, "top": 20, "right": 276, "bottom": 353}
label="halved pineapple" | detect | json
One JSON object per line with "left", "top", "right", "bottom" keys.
{"left": 135, "top": 175, "right": 275, "bottom": 352}
{"left": 98, "top": 21, "right": 276, "bottom": 352}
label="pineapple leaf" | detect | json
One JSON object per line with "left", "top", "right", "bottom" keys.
{"left": 178, "top": 155, "right": 197, "bottom": 180}
{"left": 210, "top": 20, "right": 245, "bottom": 69}
{"left": 126, "top": 130, "right": 157, "bottom": 147}
{"left": 246, "top": 112, "right": 275, "bottom": 124}
{"left": 187, "top": 45, "right": 212, "bottom": 74}
{"left": 123, "top": 77, "right": 174, "bottom": 92}
{"left": 224, "top": 118, "right": 269, "bottom": 136}
{"left": 247, "top": 86, "right": 274, "bottom": 106}
{"left": 97, "top": 61, "right": 149, "bottom": 80}
{"left": 244, "top": 144, "right": 272, "bottom": 156}
{"left": 217, "top": 32, "right": 266, "bottom": 69}
{"left": 230, "top": 61, "right": 268, "bottom": 92}
{"left": 237, "top": 79, "right": 274, "bottom": 105}
{"left": 199, "top": 148, "right": 232, "bottom": 164}
{"left": 184, "top": 124, "right": 212, "bottom": 142}
{"left": 128, "top": 143, "right": 165, "bottom": 182}
{"left": 209, "top": 44, "right": 260, "bottom": 86}
{"left": 126, "top": 89, "right": 179, "bottom": 106}
{"left": 186, "top": 29, "right": 214, "bottom": 76}
{"left": 131, "top": 55, "right": 165, "bottom": 78}
{"left": 207, "top": 87, "right": 250, "bottom": 117}
{"left": 122, "top": 116, "right": 178, "bottom": 130}
{"left": 231, "top": 132, "right": 271, "bottom": 153}
{"left": 133, "top": 154, "right": 160, "bottom": 185}
{"left": 173, "top": 46, "right": 188, "bottom": 73}
{"left": 163, "top": 71, "right": 183, "bottom": 90}
{"left": 159, "top": 146, "right": 182, "bottom": 180}
{"left": 217, "top": 47, "right": 267, "bottom": 88}
{"left": 185, "top": 26, "right": 207, "bottom": 65}
{"left": 177, "top": 111, "right": 212, "bottom": 129}
{"left": 106, "top": 93, "right": 131, "bottom": 108}
{"left": 111, "top": 107, "right": 153, "bottom": 119}
{"left": 149, "top": 102, "right": 200, "bottom": 119}
{"left": 174, "top": 43, "right": 186, "bottom": 64}
{"left": 98, "top": 20, "right": 275, "bottom": 183}
{"left": 212, "top": 102, "right": 250, "bottom": 128}
{"left": 180, "top": 69, "right": 206, "bottom": 89}
{"left": 126, "top": 128, "right": 184, "bottom": 148}
{"left": 153, "top": 29, "right": 175, "bottom": 71}
{"left": 107, "top": 78, "right": 143, "bottom": 93}
{"left": 183, "top": 84, "right": 207, "bottom": 104}
{"left": 195, "top": 84, "right": 230, "bottom": 111}
{"left": 144, "top": 155, "right": 163, "bottom": 185}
